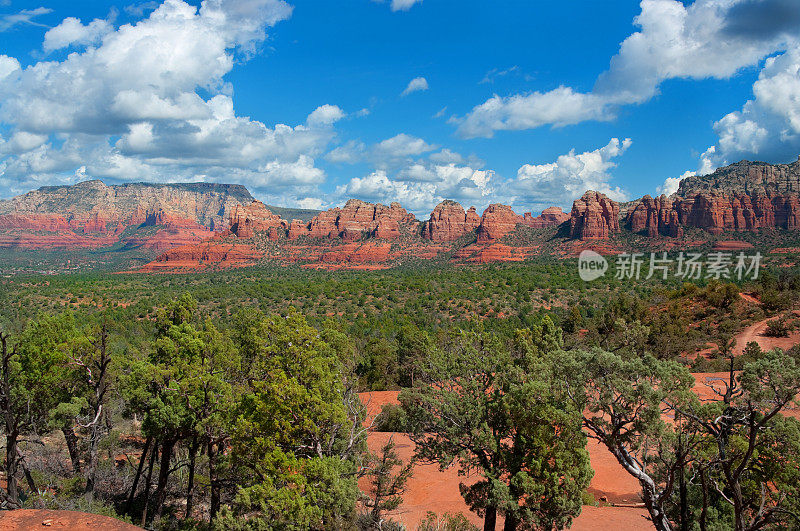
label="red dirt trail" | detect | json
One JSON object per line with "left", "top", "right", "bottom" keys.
{"left": 360, "top": 391, "right": 649, "bottom": 530}
{"left": 0, "top": 510, "right": 139, "bottom": 530}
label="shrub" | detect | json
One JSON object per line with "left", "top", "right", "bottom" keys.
{"left": 374, "top": 404, "right": 409, "bottom": 432}
{"left": 417, "top": 512, "right": 479, "bottom": 531}
{"left": 581, "top": 490, "right": 598, "bottom": 507}
{"left": 765, "top": 317, "right": 790, "bottom": 338}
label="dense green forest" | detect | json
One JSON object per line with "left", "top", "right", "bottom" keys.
{"left": 0, "top": 260, "right": 798, "bottom": 529}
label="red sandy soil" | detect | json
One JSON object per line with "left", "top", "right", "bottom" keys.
{"left": 770, "top": 247, "right": 800, "bottom": 253}
{"left": 691, "top": 371, "right": 800, "bottom": 420}
{"left": 360, "top": 391, "right": 647, "bottom": 530}
{"left": 570, "top": 506, "right": 650, "bottom": 531}
{"left": 0, "top": 510, "right": 139, "bottom": 530}
{"left": 711, "top": 240, "right": 754, "bottom": 251}
{"left": 360, "top": 356, "right": 800, "bottom": 530}
{"left": 693, "top": 295, "right": 800, "bottom": 359}
{"left": 732, "top": 310, "right": 800, "bottom": 355}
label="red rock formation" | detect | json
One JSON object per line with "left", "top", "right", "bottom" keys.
{"left": 301, "top": 199, "right": 415, "bottom": 240}
{"left": 141, "top": 241, "right": 262, "bottom": 271}
{"left": 569, "top": 191, "right": 621, "bottom": 240}
{"left": 372, "top": 218, "right": 401, "bottom": 239}
{"left": 624, "top": 191, "right": 800, "bottom": 237}
{"left": 453, "top": 243, "right": 537, "bottom": 263}
{"left": 476, "top": 204, "right": 522, "bottom": 242}
{"left": 670, "top": 192, "right": 800, "bottom": 234}
{"left": 712, "top": 240, "right": 754, "bottom": 251}
{"left": 423, "top": 200, "right": 480, "bottom": 241}
{"left": 626, "top": 195, "right": 683, "bottom": 237}
{"left": 81, "top": 213, "right": 109, "bottom": 233}
{"left": 0, "top": 214, "right": 70, "bottom": 231}
{"left": 229, "top": 201, "right": 286, "bottom": 238}
{"left": 520, "top": 207, "right": 570, "bottom": 228}
{"left": 287, "top": 219, "right": 307, "bottom": 240}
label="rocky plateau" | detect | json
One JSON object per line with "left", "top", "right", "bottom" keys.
{"left": 2, "top": 158, "right": 798, "bottom": 271}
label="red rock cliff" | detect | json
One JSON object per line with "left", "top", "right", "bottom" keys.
{"left": 477, "top": 204, "right": 522, "bottom": 242}
{"left": 423, "top": 200, "right": 480, "bottom": 241}
{"left": 296, "top": 199, "right": 416, "bottom": 241}
{"left": 521, "top": 207, "right": 570, "bottom": 228}
{"left": 229, "top": 201, "right": 287, "bottom": 238}
{"left": 570, "top": 191, "right": 621, "bottom": 240}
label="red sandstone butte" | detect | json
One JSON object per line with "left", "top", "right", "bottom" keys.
{"left": 521, "top": 206, "right": 570, "bottom": 228}
{"left": 569, "top": 191, "right": 621, "bottom": 240}
{"left": 229, "top": 200, "right": 286, "bottom": 238}
{"left": 476, "top": 204, "right": 522, "bottom": 242}
{"left": 141, "top": 241, "right": 262, "bottom": 271}
{"left": 298, "top": 199, "right": 416, "bottom": 240}
{"left": 423, "top": 200, "right": 480, "bottom": 241}
{"left": 626, "top": 195, "right": 683, "bottom": 237}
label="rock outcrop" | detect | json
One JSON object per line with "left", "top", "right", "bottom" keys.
{"left": 229, "top": 201, "right": 286, "bottom": 238}
{"left": 294, "top": 200, "right": 416, "bottom": 240}
{"left": 477, "top": 204, "right": 522, "bottom": 242}
{"left": 570, "top": 191, "right": 621, "bottom": 240}
{"left": 621, "top": 160, "right": 800, "bottom": 237}
{"left": 0, "top": 180, "right": 260, "bottom": 250}
{"left": 520, "top": 207, "right": 570, "bottom": 228}
{"left": 626, "top": 195, "right": 683, "bottom": 237}
{"left": 141, "top": 241, "right": 262, "bottom": 271}
{"left": 0, "top": 180, "right": 254, "bottom": 230}
{"left": 423, "top": 200, "right": 480, "bottom": 241}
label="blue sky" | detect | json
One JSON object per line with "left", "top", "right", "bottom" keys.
{"left": 1, "top": 0, "right": 799, "bottom": 216}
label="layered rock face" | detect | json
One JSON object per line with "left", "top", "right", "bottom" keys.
{"left": 0, "top": 179, "right": 254, "bottom": 230}
{"left": 572, "top": 159, "right": 800, "bottom": 240}
{"left": 521, "top": 207, "right": 570, "bottom": 228}
{"left": 0, "top": 180, "right": 257, "bottom": 249}
{"left": 668, "top": 192, "right": 800, "bottom": 234}
{"left": 229, "top": 201, "right": 286, "bottom": 238}
{"left": 423, "top": 200, "right": 480, "bottom": 241}
{"left": 142, "top": 241, "right": 262, "bottom": 271}
{"left": 626, "top": 195, "right": 683, "bottom": 237}
{"left": 570, "top": 191, "right": 621, "bottom": 240}
{"left": 423, "top": 202, "right": 568, "bottom": 243}
{"left": 477, "top": 204, "right": 522, "bottom": 242}
{"left": 624, "top": 159, "right": 800, "bottom": 236}
{"left": 294, "top": 199, "right": 416, "bottom": 241}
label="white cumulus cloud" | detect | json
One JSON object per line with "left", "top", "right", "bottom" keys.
{"left": 0, "top": 0, "right": 346, "bottom": 204}
{"left": 400, "top": 76, "right": 428, "bottom": 97}
{"left": 702, "top": 47, "right": 800, "bottom": 168}
{"left": 43, "top": 16, "right": 113, "bottom": 52}
{"left": 390, "top": 0, "right": 422, "bottom": 12}
{"left": 509, "top": 138, "right": 631, "bottom": 211}
{"left": 456, "top": 0, "right": 800, "bottom": 138}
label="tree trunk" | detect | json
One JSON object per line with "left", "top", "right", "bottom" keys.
{"left": 84, "top": 417, "right": 101, "bottom": 499}
{"left": 641, "top": 481, "right": 672, "bottom": 531}
{"left": 140, "top": 440, "right": 159, "bottom": 526}
{"left": 4, "top": 428, "right": 19, "bottom": 508}
{"left": 185, "top": 434, "right": 199, "bottom": 520}
{"left": 18, "top": 450, "right": 37, "bottom": 494}
{"left": 502, "top": 511, "right": 516, "bottom": 531}
{"left": 61, "top": 426, "right": 81, "bottom": 474}
{"left": 699, "top": 468, "right": 708, "bottom": 531}
{"left": 125, "top": 435, "right": 152, "bottom": 516}
{"left": 484, "top": 505, "right": 497, "bottom": 531}
{"left": 0, "top": 336, "right": 19, "bottom": 508}
{"left": 677, "top": 417, "right": 688, "bottom": 531}
{"left": 152, "top": 438, "right": 175, "bottom": 521}
{"left": 730, "top": 477, "right": 745, "bottom": 531}
{"left": 85, "top": 323, "right": 110, "bottom": 500}
{"left": 209, "top": 440, "right": 221, "bottom": 522}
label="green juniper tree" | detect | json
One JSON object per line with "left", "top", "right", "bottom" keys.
{"left": 401, "top": 318, "right": 591, "bottom": 531}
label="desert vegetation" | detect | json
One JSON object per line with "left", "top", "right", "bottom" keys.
{"left": 0, "top": 260, "right": 797, "bottom": 529}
